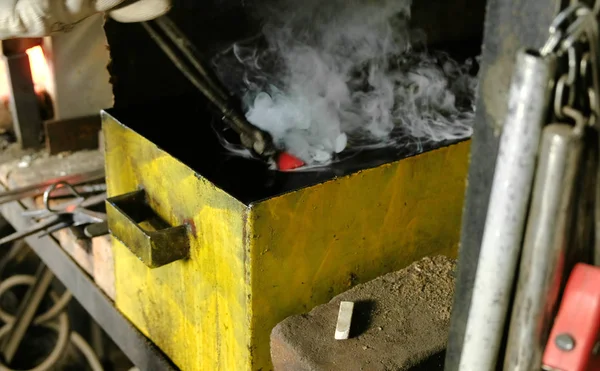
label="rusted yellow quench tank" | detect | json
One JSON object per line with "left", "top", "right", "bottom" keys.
{"left": 102, "top": 95, "right": 470, "bottom": 371}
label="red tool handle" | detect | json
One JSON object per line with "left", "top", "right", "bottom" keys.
{"left": 542, "top": 263, "right": 600, "bottom": 371}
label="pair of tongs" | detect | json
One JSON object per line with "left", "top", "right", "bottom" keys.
{"left": 141, "top": 16, "right": 276, "bottom": 157}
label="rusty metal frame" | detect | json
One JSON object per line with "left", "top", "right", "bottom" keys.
{"left": 0, "top": 194, "right": 178, "bottom": 371}
{"left": 444, "top": 0, "right": 566, "bottom": 369}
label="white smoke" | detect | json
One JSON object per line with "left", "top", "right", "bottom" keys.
{"left": 213, "top": 0, "right": 477, "bottom": 166}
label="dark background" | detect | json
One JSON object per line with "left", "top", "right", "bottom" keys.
{"left": 104, "top": 0, "right": 487, "bottom": 107}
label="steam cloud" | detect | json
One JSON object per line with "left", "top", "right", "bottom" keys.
{"left": 212, "top": 0, "right": 478, "bottom": 166}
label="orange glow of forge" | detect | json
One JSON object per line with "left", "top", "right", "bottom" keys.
{"left": 25, "top": 45, "right": 50, "bottom": 94}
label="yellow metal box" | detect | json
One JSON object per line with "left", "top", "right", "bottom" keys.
{"left": 102, "top": 95, "right": 470, "bottom": 370}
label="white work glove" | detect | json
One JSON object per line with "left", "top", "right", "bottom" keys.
{"left": 0, "top": 0, "right": 172, "bottom": 39}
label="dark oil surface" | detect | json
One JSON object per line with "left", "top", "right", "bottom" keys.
{"left": 104, "top": 93, "right": 459, "bottom": 205}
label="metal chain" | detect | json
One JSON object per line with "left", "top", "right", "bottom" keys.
{"left": 540, "top": 2, "right": 599, "bottom": 129}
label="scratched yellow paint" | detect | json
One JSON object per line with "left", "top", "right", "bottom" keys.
{"left": 247, "top": 140, "right": 470, "bottom": 370}
{"left": 104, "top": 117, "right": 251, "bottom": 371}
{"left": 103, "top": 112, "right": 471, "bottom": 371}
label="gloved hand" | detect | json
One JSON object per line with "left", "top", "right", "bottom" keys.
{"left": 0, "top": 0, "right": 171, "bottom": 39}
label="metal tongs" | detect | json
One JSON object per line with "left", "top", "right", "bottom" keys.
{"left": 0, "top": 181, "right": 108, "bottom": 246}
{"left": 22, "top": 181, "right": 107, "bottom": 228}
{"left": 25, "top": 180, "right": 108, "bottom": 239}
{"left": 141, "top": 16, "right": 277, "bottom": 157}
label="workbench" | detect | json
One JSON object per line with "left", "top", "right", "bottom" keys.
{"left": 0, "top": 145, "right": 178, "bottom": 371}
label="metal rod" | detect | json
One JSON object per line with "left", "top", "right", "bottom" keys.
{"left": 141, "top": 22, "right": 227, "bottom": 111}
{"left": 0, "top": 169, "right": 104, "bottom": 200}
{"left": 457, "top": 49, "right": 557, "bottom": 371}
{"left": 0, "top": 215, "right": 62, "bottom": 246}
{"left": 153, "top": 16, "right": 230, "bottom": 102}
{"left": 0, "top": 183, "right": 106, "bottom": 207}
{"left": 0, "top": 264, "right": 54, "bottom": 363}
{"left": 140, "top": 19, "right": 276, "bottom": 156}
{"left": 84, "top": 221, "right": 108, "bottom": 238}
{"left": 503, "top": 123, "right": 583, "bottom": 371}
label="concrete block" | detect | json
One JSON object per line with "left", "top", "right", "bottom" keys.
{"left": 54, "top": 228, "right": 93, "bottom": 276}
{"left": 271, "top": 255, "right": 456, "bottom": 371}
{"left": 93, "top": 235, "right": 115, "bottom": 300}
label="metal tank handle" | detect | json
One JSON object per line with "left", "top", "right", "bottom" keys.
{"left": 105, "top": 189, "right": 190, "bottom": 269}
